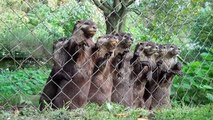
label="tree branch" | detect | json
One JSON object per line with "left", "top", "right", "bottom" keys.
{"left": 177, "top": 55, "right": 188, "bottom": 65}
{"left": 113, "top": 0, "right": 120, "bottom": 7}
{"left": 118, "top": 3, "right": 126, "bottom": 16}
{"left": 127, "top": 8, "right": 154, "bottom": 22}
{"left": 92, "top": 0, "right": 110, "bottom": 12}
{"left": 126, "top": 0, "right": 135, "bottom": 7}
{"left": 127, "top": 7, "right": 141, "bottom": 14}
{"left": 100, "top": 0, "right": 113, "bottom": 11}
{"left": 121, "top": 0, "right": 135, "bottom": 7}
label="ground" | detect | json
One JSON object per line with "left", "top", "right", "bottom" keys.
{"left": 0, "top": 103, "right": 212, "bottom": 120}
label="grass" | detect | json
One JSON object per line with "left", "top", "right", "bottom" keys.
{"left": 155, "top": 104, "right": 213, "bottom": 120}
{"left": 0, "top": 67, "right": 212, "bottom": 119}
{"left": 0, "top": 103, "right": 212, "bottom": 120}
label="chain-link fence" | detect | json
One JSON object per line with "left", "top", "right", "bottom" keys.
{"left": 0, "top": 0, "right": 212, "bottom": 119}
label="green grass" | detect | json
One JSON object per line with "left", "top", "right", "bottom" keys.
{"left": 0, "top": 67, "right": 212, "bottom": 119}
{"left": 155, "top": 104, "right": 213, "bottom": 120}
{"left": 0, "top": 103, "right": 212, "bottom": 120}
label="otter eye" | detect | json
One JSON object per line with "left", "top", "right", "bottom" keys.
{"left": 84, "top": 22, "right": 90, "bottom": 25}
{"left": 114, "top": 33, "right": 119, "bottom": 36}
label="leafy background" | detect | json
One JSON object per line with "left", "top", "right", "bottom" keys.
{"left": 0, "top": 0, "right": 212, "bottom": 111}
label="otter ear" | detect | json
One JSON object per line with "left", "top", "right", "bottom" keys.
{"left": 77, "top": 20, "right": 82, "bottom": 23}
{"left": 114, "top": 33, "right": 119, "bottom": 36}
{"left": 139, "top": 42, "right": 143, "bottom": 45}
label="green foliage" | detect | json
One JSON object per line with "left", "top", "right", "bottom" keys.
{"left": 27, "top": 1, "right": 92, "bottom": 37}
{"left": 155, "top": 104, "right": 213, "bottom": 120}
{"left": 0, "top": 103, "right": 212, "bottom": 120}
{"left": 172, "top": 50, "right": 213, "bottom": 105}
{"left": 0, "top": 103, "right": 149, "bottom": 120}
{"left": 191, "top": 8, "right": 213, "bottom": 47}
{"left": 0, "top": 67, "right": 49, "bottom": 105}
{"left": 0, "top": 0, "right": 98, "bottom": 58}
{"left": 0, "top": 25, "right": 53, "bottom": 58}
{"left": 0, "top": 0, "right": 212, "bottom": 109}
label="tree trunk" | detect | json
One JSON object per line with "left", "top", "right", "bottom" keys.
{"left": 118, "top": 13, "right": 127, "bottom": 32}
{"left": 92, "top": 0, "right": 134, "bottom": 34}
{"left": 104, "top": 12, "right": 120, "bottom": 34}
{"left": 104, "top": 7, "right": 127, "bottom": 34}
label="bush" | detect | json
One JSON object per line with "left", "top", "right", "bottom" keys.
{"left": 0, "top": 25, "right": 53, "bottom": 58}
{"left": 191, "top": 8, "right": 213, "bottom": 47}
{"left": 27, "top": 1, "right": 92, "bottom": 37}
{"left": 0, "top": 0, "right": 103, "bottom": 58}
{"left": 0, "top": 67, "right": 49, "bottom": 105}
{"left": 172, "top": 48, "right": 213, "bottom": 105}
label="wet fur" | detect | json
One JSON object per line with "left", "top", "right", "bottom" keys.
{"left": 147, "top": 45, "right": 182, "bottom": 109}
{"left": 111, "top": 33, "right": 134, "bottom": 107}
{"left": 88, "top": 35, "right": 119, "bottom": 104}
{"left": 131, "top": 42, "right": 157, "bottom": 108}
{"left": 39, "top": 20, "right": 97, "bottom": 110}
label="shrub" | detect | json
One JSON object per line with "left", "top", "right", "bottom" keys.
{"left": 0, "top": 67, "right": 49, "bottom": 105}
{"left": 0, "top": 0, "right": 103, "bottom": 58}
{"left": 191, "top": 8, "right": 213, "bottom": 47}
{"left": 172, "top": 48, "right": 213, "bottom": 105}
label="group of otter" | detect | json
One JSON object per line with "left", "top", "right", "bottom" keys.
{"left": 39, "top": 20, "right": 183, "bottom": 111}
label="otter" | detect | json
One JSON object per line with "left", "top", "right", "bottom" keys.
{"left": 39, "top": 37, "right": 69, "bottom": 111}
{"left": 132, "top": 42, "right": 159, "bottom": 108}
{"left": 143, "top": 44, "right": 168, "bottom": 109}
{"left": 88, "top": 35, "right": 119, "bottom": 105}
{"left": 150, "top": 44, "right": 182, "bottom": 109}
{"left": 111, "top": 33, "right": 134, "bottom": 107}
{"left": 40, "top": 20, "right": 97, "bottom": 110}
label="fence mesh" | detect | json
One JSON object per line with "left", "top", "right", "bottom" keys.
{"left": 0, "top": 0, "right": 212, "bottom": 117}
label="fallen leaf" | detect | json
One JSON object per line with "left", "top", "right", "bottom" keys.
{"left": 114, "top": 113, "right": 129, "bottom": 117}
{"left": 137, "top": 117, "right": 148, "bottom": 120}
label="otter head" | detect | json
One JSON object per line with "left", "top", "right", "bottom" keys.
{"left": 167, "top": 44, "right": 180, "bottom": 57}
{"left": 134, "top": 42, "right": 147, "bottom": 57}
{"left": 114, "top": 33, "right": 133, "bottom": 49}
{"left": 96, "top": 35, "right": 119, "bottom": 52}
{"left": 73, "top": 20, "right": 97, "bottom": 38}
{"left": 143, "top": 41, "right": 159, "bottom": 56}
{"left": 158, "top": 44, "right": 168, "bottom": 57}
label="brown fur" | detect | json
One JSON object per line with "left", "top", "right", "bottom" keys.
{"left": 149, "top": 44, "right": 182, "bottom": 109}
{"left": 143, "top": 44, "right": 168, "bottom": 109}
{"left": 131, "top": 42, "right": 147, "bottom": 108}
{"left": 111, "top": 33, "right": 134, "bottom": 107}
{"left": 40, "top": 20, "right": 97, "bottom": 110}
{"left": 132, "top": 42, "right": 159, "bottom": 108}
{"left": 88, "top": 35, "right": 119, "bottom": 105}
{"left": 39, "top": 37, "right": 71, "bottom": 111}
